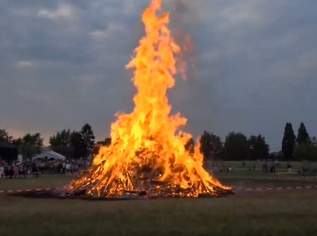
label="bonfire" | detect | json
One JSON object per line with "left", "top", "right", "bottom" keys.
{"left": 67, "top": 0, "right": 232, "bottom": 199}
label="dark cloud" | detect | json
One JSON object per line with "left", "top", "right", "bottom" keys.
{"left": 1, "top": 0, "right": 317, "bottom": 150}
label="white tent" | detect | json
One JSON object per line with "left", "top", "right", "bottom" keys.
{"left": 32, "top": 150, "right": 66, "bottom": 161}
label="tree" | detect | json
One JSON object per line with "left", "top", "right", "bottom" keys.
{"left": 223, "top": 132, "right": 249, "bottom": 161}
{"left": 200, "top": 131, "right": 223, "bottom": 160}
{"left": 294, "top": 143, "right": 317, "bottom": 161}
{"left": 80, "top": 124, "right": 95, "bottom": 158}
{"left": 282, "top": 123, "right": 296, "bottom": 160}
{"left": 50, "top": 129, "right": 87, "bottom": 159}
{"left": 0, "top": 129, "right": 12, "bottom": 143}
{"left": 297, "top": 123, "right": 310, "bottom": 145}
{"left": 248, "top": 135, "right": 269, "bottom": 160}
{"left": 14, "top": 133, "right": 43, "bottom": 159}
{"left": 70, "top": 131, "right": 85, "bottom": 159}
{"left": 49, "top": 130, "right": 72, "bottom": 158}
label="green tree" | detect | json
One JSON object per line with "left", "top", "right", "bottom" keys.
{"left": 282, "top": 123, "right": 296, "bottom": 160}
{"left": 200, "top": 131, "right": 223, "bottom": 160}
{"left": 248, "top": 135, "right": 269, "bottom": 160}
{"left": 70, "top": 131, "right": 85, "bottom": 159}
{"left": 15, "top": 133, "right": 43, "bottom": 159}
{"left": 294, "top": 143, "right": 317, "bottom": 161}
{"left": 80, "top": 124, "right": 95, "bottom": 158}
{"left": 49, "top": 130, "right": 72, "bottom": 158}
{"left": 0, "top": 129, "right": 12, "bottom": 143}
{"left": 297, "top": 122, "right": 310, "bottom": 145}
{"left": 223, "top": 132, "right": 248, "bottom": 161}
{"left": 50, "top": 129, "right": 87, "bottom": 159}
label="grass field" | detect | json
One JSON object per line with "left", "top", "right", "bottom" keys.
{"left": 1, "top": 173, "right": 317, "bottom": 236}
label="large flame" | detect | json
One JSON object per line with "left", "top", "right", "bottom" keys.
{"left": 68, "top": 0, "right": 231, "bottom": 199}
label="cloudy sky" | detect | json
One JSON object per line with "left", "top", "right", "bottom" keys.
{"left": 1, "top": 0, "right": 317, "bottom": 150}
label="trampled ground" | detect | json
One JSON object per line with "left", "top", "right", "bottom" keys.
{"left": 0, "top": 174, "right": 317, "bottom": 236}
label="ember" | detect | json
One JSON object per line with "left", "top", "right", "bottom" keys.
{"left": 67, "top": 0, "right": 232, "bottom": 199}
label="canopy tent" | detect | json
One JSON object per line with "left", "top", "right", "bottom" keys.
{"left": 32, "top": 150, "right": 66, "bottom": 161}
{"left": 0, "top": 142, "right": 18, "bottom": 163}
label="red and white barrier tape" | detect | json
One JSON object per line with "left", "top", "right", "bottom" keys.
{"left": 234, "top": 185, "right": 317, "bottom": 192}
{"left": 0, "top": 187, "right": 53, "bottom": 195}
{"left": 0, "top": 185, "right": 317, "bottom": 195}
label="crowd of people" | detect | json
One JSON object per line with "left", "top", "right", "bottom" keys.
{"left": 0, "top": 158, "right": 90, "bottom": 179}
{"left": 1, "top": 158, "right": 315, "bottom": 179}
{"left": 207, "top": 160, "right": 297, "bottom": 175}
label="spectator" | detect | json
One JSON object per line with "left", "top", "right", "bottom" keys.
{"left": 65, "top": 162, "right": 71, "bottom": 174}
{"left": 13, "top": 164, "right": 19, "bottom": 178}
{"left": 0, "top": 164, "right": 4, "bottom": 178}
{"left": 287, "top": 162, "right": 292, "bottom": 173}
{"left": 32, "top": 162, "right": 39, "bottom": 178}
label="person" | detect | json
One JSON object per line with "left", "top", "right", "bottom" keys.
{"left": 19, "top": 164, "right": 27, "bottom": 178}
{"left": 57, "top": 162, "right": 64, "bottom": 174}
{"left": 32, "top": 162, "right": 39, "bottom": 178}
{"left": 0, "top": 164, "right": 4, "bottom": 178}
{"left": 7, "top": 165, "right": 14, "bottom": 178}
{"left": 65, "top": 162, "right": 71, "bottom": 174}
{"left": 287, "top": 162, "right": 292, "bottom": 173}
{"left": 13, "top": 164, "right": 19, "bottom": 178}
{"left": 242, "top": 161, "right": 246, "bottom": 168}
{"left": 262, "top": 162, "right": 268, "bottom": 173}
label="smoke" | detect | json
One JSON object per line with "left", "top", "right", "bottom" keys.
{"left": 164, "top": 0, "right": 199, "bottom": 81}
{"left": 161, "top": 0, "right": 216, "bottom": 137}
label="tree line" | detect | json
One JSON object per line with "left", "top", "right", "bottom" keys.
{"left": 199, "top": 132, "right": 269, "bottom": 161}
{"left": 282, "top": 122, "right": 317, "bottom": 161}
{"left": 0, "top": 122, "right": 316, "bottom": 161}
{"left": 0, "top": 130, "right": 43, "bottom": 160}
{"left": 0, "top": 123, "right": 95, "bottom": 160}
{"left": 49, "top": 124, "right": 95, "bottom": 159}
{"left": 199, "top": 122, "right": 317, "bottom": 161}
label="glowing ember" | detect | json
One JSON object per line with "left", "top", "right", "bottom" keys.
{"left": 67, "top": 0, "right": 231, "bottom": 199}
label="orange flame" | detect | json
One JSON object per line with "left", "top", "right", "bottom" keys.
{"left": 68, "top": 0, "right": 231, "bottom": 198}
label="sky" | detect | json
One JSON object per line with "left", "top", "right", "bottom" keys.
{"left": 0, "top": 0, "right": 317, "bottom": 151}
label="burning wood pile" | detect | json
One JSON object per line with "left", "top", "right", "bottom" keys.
{"left": 67, "top": 0, "right": 232, "bottom": 199}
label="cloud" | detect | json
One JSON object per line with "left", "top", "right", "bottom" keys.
{"left": 90, "top": 23, "right": 125, "bottom": 41}
{"left": 16, "top": 60, "right": 33, "bottom": 68}
{"left": 0, "top": 0, "right": 317, "bottom": 151}
{"left": 38, "top": 4, "right": 77, "bottom": 21}
{"left": 219, "top": 0, "right": 267, "bottom": 27}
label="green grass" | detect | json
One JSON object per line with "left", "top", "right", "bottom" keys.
{"left": 0, "top": 175, "right": 72, "bottom": 190}
{"left": 0, "top": 174, "right": 317, "bottom": 236}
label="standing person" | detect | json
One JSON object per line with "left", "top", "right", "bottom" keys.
{"left": 19, "top": 164, "right": 27, "bottom": 178}
{"left": 287, "top": 162, "right": 293, "bottom": 173}
{"left": 0, "top": 164, "right": 4, "bottom": 178}
{"left": 32, "top": 162, "right": 39, "bottom": 178}
{"left": 65, "top": 161, "right": 71, "bottom": 174}
{"left": 57, "top": 162, "right": 63, "bottom": 174}
{"left": 13, "top": 164, "right": 19, "bottom": 178}
{"left": 7, "top": 165, "right": 14, "bottom": 178}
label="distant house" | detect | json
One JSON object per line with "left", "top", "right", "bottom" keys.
{"left": 0, "top": 142, "right": 18, "bottom": 163}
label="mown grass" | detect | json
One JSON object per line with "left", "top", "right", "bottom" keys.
{"left": 0, "top": 175, "right": 72, "bottom": 190}
{"left": 0, "top": 174, "right": 317, "bottom": 236}
{"left": 1, "top": 191, "right": 317, "bottom": 236}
